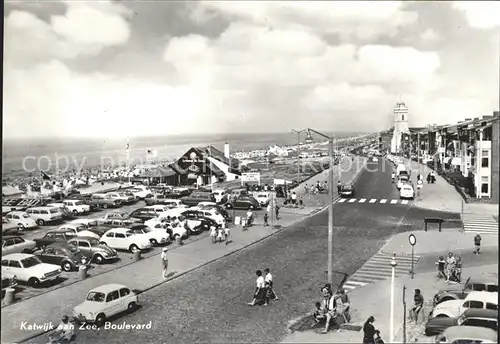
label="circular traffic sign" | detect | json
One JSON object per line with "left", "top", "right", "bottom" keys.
{"left": 408, "top": 234, "right": 416, "bottom": 246}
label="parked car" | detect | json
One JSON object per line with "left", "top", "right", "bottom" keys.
{"left": 101, "top": 212, "right": 142, "bottom": 225}
{"left": 61, "top": 199, "right": 91, "bottom": 214}
{"left": 434, "top": 326, "right": 497, "bottom": 344}
{"left": 127, "top": 225, "right": 169, "bottom": 246}
{"left": 4, "top": 211, "right": 38, "bottom": 230}
{"left": 2, "top": 218, "right": 20, "bottom": 234}
{"left": 99, "top": 228, "right": 152, "bottom": 252}
{"left": 197, "top": 202, "right": 232, "bottom": 220}
{"left": 178, "top": 212, "right": 217, "bottom": 233}
{"left": 105, "top": 192, "right": 135, "bottom": 205}
{"left": 68, "top": 236, "right": 118, "bottom": 264}
{"left": 2, "top": 236, "right": 37, "bottom": 255}
{"left": 186, "top": 208, "right": 226, "bottom": 227}
{"left": 144, "top": 205, "right": 171, "bottom": 214}
{"left": 253, "top": 192, "right": 271, "bottom": 206}
{"left": 90, "top": 194, "right": 121, "bottom": 209}
{"left": 225, "top": 196, "right": 261, "bottom": 210}
{"left": 26, "top": 206, "right": 63, "bottom": 225}
{"left": 67, "top": 195, "right": 99, "bottom": 212}
{"left": 58, "top": 224, "right": 100, "bottom": 240}
{"left": 212, "top": 189, "right": 228, "bottom": 204}
{"left": 340, "top": 184, "right": 355, "bottom": 197}
{"left": 35, "top": 243, "right": 89, "bottom": 272}
{"left": 434, "top": 277, "right": 499, "bottom": 306}
{"left": 172, "top": 187, "right": 191, "bottom": 198}
{"left": 73, "top": 284, "right": 140, "bottom": 326}
{"left": 229, "top": 188, "right": 248, "bottom": 201}
{"left": 400, "top": 184, "right": 415, "bottom": 200}
{"left": 1, "top": 253, "right": 62, "bottom": 287}
{"left": 129, "top": 208, "right": 159, "bottom": 222}
{"left": 430, "top": 291, "right": 498, "bottom": 318}
{"left": 66, "top": 219, "right": 111, "bottom": 238}
{"left": 33, "top": 229, "right": 77, "bottom": 249}
{"left": 144, "top": 218, "right": 188, "bottom": 239}
{"left": 46, "top": 203, "right": 76, "bottom": 220}
{"left": 396, "top": 175, "right": 410, "bottom": 190}
{"left": 146, "top": 194, "right": 185, "bottom": 206}
{"left": 425, "top": 309, "right": 498, "bottom": 336}
{"left": 128, "top": 187, "right": 153, "bottom": 200}
{"left": 181, "top": 192, "right": 216, "bottom": 207}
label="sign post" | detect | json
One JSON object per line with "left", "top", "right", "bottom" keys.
{"left": 241, "top": 172, "right": 261, "bottom": 187}
{"left": 403, "top": 285, "right": 407, "bottom": 344}
{"left": 408, "top": 234, "right": 416, "bottom": 279}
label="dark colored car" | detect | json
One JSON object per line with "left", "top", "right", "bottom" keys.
{"left": 33, "top": 230, "right": 77, "bottom": 249}
{"left": 225, "top": 196, "right": 261, "bottom": 210}
{"left": 35, "top": 243, "right": 89, "bottom": 272}
{"left": 181, "top": 192, "right": 217, "bottom": 207}
{"left": 68, "top": 236, "right": 118, "bottom": 264}
{"left": 425, "top": 309, "right": 498, "bottom": 336}
{"left": 340, "top": 184, "right": 355, "bottom": 197}
{"left": 100, "top": 212, "right": 142, "bottom": 225}
{"left": 129, "top": 208, "right": 159, "bottom": 222}
{"left": 433, "top": 277, "right": 499, "bottom": 306}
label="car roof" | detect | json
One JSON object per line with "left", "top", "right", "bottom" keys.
{"left": 466, "top": 291, "right": 498, "bottom": 303}
{"left": 463, "top": 308, "right": 499, "bottom": 319}
{"left": 89, "top": 284, "right": 130, "bottom": 293}
{"left": 7, "top": 211, "right": 27, "bottom": 215}
{"left": 68, "top": 236, "right": 97, "bottom": 241}
{"left": 468, "top": 276, "right": 498, "bottom": 284}
{"left": 107, "top": 227, "right": 131, "bottom": 233}
{"left": 442, "top": 326, "right": 497, "bottom": 341}
{"left": 2, "top": 253, "right": 34, "bottom": 260}
{"left": 46, "top": 242, "right": 72, "bottom": 249}
{"left": 2, "top": 235, "right": 22, "bottom": 240}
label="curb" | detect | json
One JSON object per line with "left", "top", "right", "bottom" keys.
{"left": 17, "top": 207, "right": 328, "bottom": 344}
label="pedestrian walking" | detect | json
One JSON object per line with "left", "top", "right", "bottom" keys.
{"left": 291, "top": 192, "right": 297, "bottom": 206}
{"left": 304, "top": 184, "right": 308, "bottom": 194}
{"left": 435, "top": 256, "right": 446, "bottom": 279}
{"left": 337, "top": 180, "right": 342, "bottom": 194}
{"left": 474, "top": 234, "right": 482, "bottom": 254}
{"left": 248, "top": 270, "right": 266, "bottom": 306}
{"left": 363, "top": 316, "right": 377, "bottom": 344}
{"left": 275, "top": 205, "right": 280, "bottom": 220}
{"left": 445, "top": 252, "right": 457, "bottom": 282}
{"left": 391, "top": 172, "right": 396, "bottom": 183}
{"left": 224, "top": 226, "right": 230, "bottom": 245}
{"left": 210, "top": 227, "right": 217, "bottom": 243}
{"left": 409, "top": 289, "right": 424, "bottom": 322}
{"left": 264, "top": 213, "right": 269, "bottom": 226}
{"left": 217, "top": 228, "right": 224, "bottom": 243}
{"left": 161, "top": 247, "right": 169, "bottom": 279}
{"left": 299, "top": 196, "right": 303, "bottom": 207}
{"left": 264, "top": 268, "right": 279, "bottom": 301}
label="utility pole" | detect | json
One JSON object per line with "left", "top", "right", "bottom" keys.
{"left": 291, "top": 129, "right": 306, "bottom": 183}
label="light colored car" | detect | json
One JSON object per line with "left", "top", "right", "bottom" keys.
{"left": 127, "top": 225, "right": 169, "bottom": 245}
{"left": 4, "top": 211, "right": 38, "bottom": 230}
{"left": 145, "top": 219, "right": 188, "bottom": 239}
{"left": 397, "top": 175, "right": 410, "bottom": 190}
{"left": 68, "top": 237, "right": 118, "bottom": 264}
{"left": 69, "top": 218, "right": 99, "bottom": 228}
{"left": 2, "top": 236, "right": 37, "bottom": 255}
{"left": 59, "top": 224, "right": 100, "bottom": 240}
{"left": 73, "top": 284, "right": 139, "bottom": 325}
{"left": 400, "top": 184, "right": 415, "bottom": 199}
{"left": 26, "top": 207, "right": 63, "bottom": 226}
{"left": 106, "top": 192, "right": 135, "bottom": 204}
{"left": 62, "top": 199, "right": 91, "bottom": 214}
{"left": 99, "top": 228, "right": 152, "bottom": 252}
{"left": 100, "top": 212, "right": 142, "bottom": 225}
{"left": 144, "top": 205, "right": 170, "bottom": 214}
{"left": 188, "top": 207, "right": 226, "bottom": 226}
{"left": 197, "top": 201, "right": 218, "bottom": 208}
{"left": 129, "top": 187, "right": 152, "bottom": 200}
{"left": 254, "top": 192, "right": 270, "bottom": 206}
{"left": 212, "top": 189, "right": 227, "bottom": 203}
{"left": 431, "top": 291, "right": 498, "bottom": 318}
{"left": 434, "top": 325, "right": 497, "bottom": 343}
{"left": 1, "top": 253, "right": 62, "bottom": 287}
{"left": 2, "top": 218, "right": 20, "bottom": 234}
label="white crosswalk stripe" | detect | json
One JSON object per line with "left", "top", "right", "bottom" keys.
{"left": 335, "top": 198, "right": 413, "bottom": 205}
{"left": 343, "top": 252, "right": 420, "bottom": 292}
{"left": 401, "top": 200, "right": 409, "bottom": 205}
{"left": 369, "top": 199, "right": 377, "bottom": 203}
{"left": 338, "top": 198, "right": 346, "bottom": 203}
{"left": 380, "top": 199, "right": 387, "bottom": 203}
{"left": 359, "top": 198, "right": 366, "bottom": 203}
{"left": 390, "top": 200, "right": 398, "bottom": 204}
{"left": 462, "top": 213, "right": 498, "bottom": 236}
{"left": 348, "top": 198, "right": 356, "bottom": 203}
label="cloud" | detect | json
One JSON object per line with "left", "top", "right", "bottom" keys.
{"left": 452, "top": 2, "right": 500, "bottom": 29}
{"left": 420, "top": 28, "right": 442, "bottom": 42}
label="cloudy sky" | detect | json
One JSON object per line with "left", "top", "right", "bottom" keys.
{"left": 3, "top": 1, "right": 499, "bottom": 139}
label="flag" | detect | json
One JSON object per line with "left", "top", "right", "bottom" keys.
{"left": 41, "top": 171, "right": 51, "bottom": 180}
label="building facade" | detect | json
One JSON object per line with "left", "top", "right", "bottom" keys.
{"left": 390, "top": 102, "right": 410, "bottom": 154}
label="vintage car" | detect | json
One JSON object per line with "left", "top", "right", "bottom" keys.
{"left": 197, "top": 202, "right": 232, "bottom": 220}
{"left": 434, "top": 326, "right": 497, "bottom": 344}
{"left": 4, "top": 211, "right": 38, "bottom": 230}
{"left": 73, "top": 284, "right": 139, "bottom": 325}
{"left": 430, "top": 291, "right": 498, "bottom": 318}
{"left": 33, "top": 229, "right": 77, "bottom": 249}
{"left": 46, "top": 203, "right": 76, "bottom": 220}
{"left": 1, "top": 253, "right": 62, "bottom": 287}
{"left": 225, "top": 195, "right": 262, "bottom": 210}
{"left": 399, "top": 184, "right": 415, "bottom": 200}
{"left": 35, "top": 243, "right": 89, "bottom": 272}
{"left": 433, "top": 277, "right": 499, "bottom": 306}
{"left": 90, "top": 194, "right": 121, "bottom": 209}
{"left": 396, "top": 175, "right": 410, "bottom": 190}
{"left": 425, "top": 309, "right": 498, "bottom": 336}
{"left": 99, "top": 228, "right": 152, "bottom": 252}
{"left": 2, "top": 236, "right": 37, "bottom": 255}
{"left": 129, "top": 208, "right": 159, "bottom": 222}
{"left": 144, "top": 218, "right": 188, "bottom": 240}
{"left": 101, "top": 212, "right": 142, "bottom": 225}
{"left": 127, "top": 225, "right": 169, "bottom": 246}
{"left": 2, "top": 218, "right": 20, "bottom": 234}
{"left": 185, "top": 208, "right": 226, "bottom": 227}
{"left": 340, "top": 184, "right": 355, "bottom": 197}
{"left": 128, "top": 186, "right": 153, "bottom": 200}
{"left": 253, "top": 192, "right": 271, "bottom": 206}
{"left": 68, "top": 236, "right": 118, "bottom": 264}
{"left": 61, "top": 199, "right": 91, "bottom": 214}
{"left": 106, "top": 192, "right": 136, "bottom": 205}
{"left": 25, "top": 207, "right": 63, "bottom": 226}
{"left": 181, "top": 192, "right": 217, "bottom": 207}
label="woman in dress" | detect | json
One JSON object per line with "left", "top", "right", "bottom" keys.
{"left": 248, "top": 270, "right": 266, "bottom": 306}
{"left": 445, "top": 252, "right": 457, "bottom": 282}
{"left": 363, "top": 316, "right": 377, "bottom": 344}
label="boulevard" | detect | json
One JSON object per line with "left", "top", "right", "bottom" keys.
{"left": 25, "top": 159, "right": 459, "bottom": 344}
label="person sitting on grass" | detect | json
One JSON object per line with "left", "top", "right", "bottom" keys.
{"left": 313, "top": 302, "right": 323, "bottom": 324}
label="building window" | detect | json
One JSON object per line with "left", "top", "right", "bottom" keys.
{"left": 482, "top": 150, "right": 489, "bottom": 157}
{"left": 481, "top": 183, "right": 489, "bottom": 194}
{"left": 481, "top": 157, "right": 489, "bottom": 168}
{"left": 402, "top": 115, "right": 405, "bottom": 121}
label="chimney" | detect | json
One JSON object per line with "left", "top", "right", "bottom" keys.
{"left": 224, "top": 142, "right": 230, "bottom": 159}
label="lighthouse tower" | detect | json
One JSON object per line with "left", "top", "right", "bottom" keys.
{"left": 390, "top": 102, "right": 410, "bottom": 154}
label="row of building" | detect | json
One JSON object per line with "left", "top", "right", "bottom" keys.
{"left": 384, "top": 102, "right": 499, "bottom": 204}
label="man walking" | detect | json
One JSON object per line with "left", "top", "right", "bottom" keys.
{"left": 275, "top": 204, "right": 280, "bottom": 220}
{"left": 264, "top": 213, "right": 269, "bottom": 226}
{"left": 161, "top": 247, "right": 169, "bottom": 279}
{"left": 224, "top": 226, "right": 231, "bottom": 245}
{"left": 264, "top": 268, "right": 279, "bottom": 301}
{"left": 474, "top": 234, "right": 482, "bottom": 254}
{"left": 337, "top": 180, "right": 342, "bottom": 194}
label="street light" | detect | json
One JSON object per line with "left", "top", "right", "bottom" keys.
{"left": 303, "top": 128, "right": 334, "bottom": 285}
{"left": 291, "top": 129, "right": 307, "bottom": 183}
{"left": 390, "top": 253, "right": 398, "bottom": 343}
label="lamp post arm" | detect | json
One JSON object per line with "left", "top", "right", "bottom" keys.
{"left": 306, "top": 128, "right": 331, "bottom": 141}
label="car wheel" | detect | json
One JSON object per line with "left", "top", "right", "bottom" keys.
{"left": 28, "top": 277, "right": 41, "bottom": 287}
{"left": 129, "top": 244, "right": 139, "bottom": 253}
{"left": 127, "top": 302, "right": 138, "bottom": 313}
{"left": 150, "top": 239, "right": 158, "bottom": 246}
{"left": 37, "top": 219, "right": 45, "bottom": 226}
{"left": 173, "top": 234, "right": 180, "bottom": 239}
{"left": 17, "top": 224, "right": 25, "bottom": 231}
{"left": 102, "top": 204, "right": 108, "bottom": 209}
{"left": 95, "top": 313, "right": 106, "bottom": 327}
{"left": 72, "top": 209, "right": 78, "bottom": 215}
{"left": 94, "top": 254, "right": 104, "bottom": 264}
{"left": 61, "top": 261, "right": 73, "bottom": 272}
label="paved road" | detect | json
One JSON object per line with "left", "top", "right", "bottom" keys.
{"left": 29, "top": 158, "right": 460, "bottom": 344}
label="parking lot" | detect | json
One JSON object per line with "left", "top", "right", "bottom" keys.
{"left": 2, "top": 199, "right": 265, "bottom": 306}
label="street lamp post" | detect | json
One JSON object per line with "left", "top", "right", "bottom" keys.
{"left": 291, "top": 129, "right": 306, "bottom": 183}
{"left": 305, "top": 128, "right": 335, "bottom": 285}
{"left": 390, "top": 253, "right": 398, "bottom": 343}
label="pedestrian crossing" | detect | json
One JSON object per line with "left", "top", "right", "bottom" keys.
{"left": 343, "top": 252, "right": 421, "bottom": 292}
{"left": 336, "top": 198, "right": 411, "bottom": 205}
{"left": 462, "top": 213, "right": 498, "bottom": 235}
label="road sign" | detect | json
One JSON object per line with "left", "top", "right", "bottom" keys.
{"left": 408, "top": 234, "right": 416, "bottom": 246}
{"left": 241, "top": 172, "right": 260, "bottom": 186}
